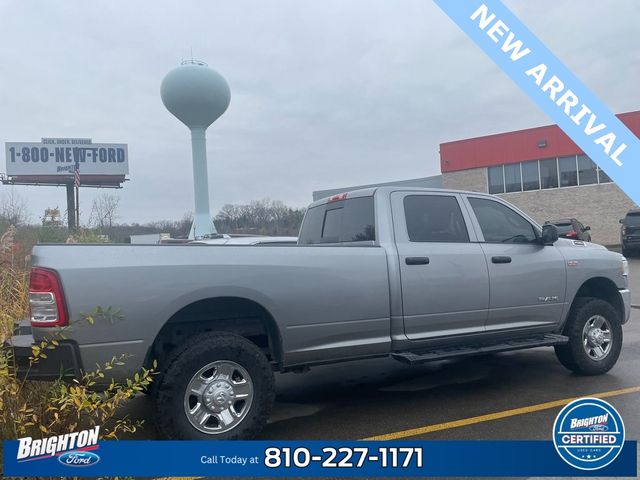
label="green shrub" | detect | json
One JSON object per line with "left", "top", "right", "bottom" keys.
{"left": 0, "top": 267, "right": 156, "bottom": 478}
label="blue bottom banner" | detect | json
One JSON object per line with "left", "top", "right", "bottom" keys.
{"left": 2, "top": 439, "right": 637, "bottom": 477}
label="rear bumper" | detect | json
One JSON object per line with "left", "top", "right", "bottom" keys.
{"left": 620, "top": 288, "right": 631, "bottom": 325}
{"left": 8, "top": 333, "right": 83, "bottom": 381}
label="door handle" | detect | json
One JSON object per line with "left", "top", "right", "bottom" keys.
{"left": 406, "top": 256, "right": 430, "bottom": 265}
{"left": 492, "top": 255, "right": 512, "bottom": 264}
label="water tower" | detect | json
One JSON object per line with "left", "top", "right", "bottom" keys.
{"left": 161, "top": 60, "right": 231, "bottom": 239}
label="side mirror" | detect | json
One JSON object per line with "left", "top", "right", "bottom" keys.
{"left": 584, "top": 226, "right": 591, "bottom": 231}
{"left": 619, "top": 219, "right": 625, "bottom": 224}
{"left": 540, "top": 224, "right": 559, "bottom": 245}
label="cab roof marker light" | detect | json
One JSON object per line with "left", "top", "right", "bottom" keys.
{"left": 328, "top": 193, "right": 348, "bottom": 203}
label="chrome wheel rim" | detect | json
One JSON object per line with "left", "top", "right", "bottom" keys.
{"left": 183, "top": 360, "right": 253, "bottom": 434}
{"left": 582, "top": 315, "right": 613, "bottom": 361}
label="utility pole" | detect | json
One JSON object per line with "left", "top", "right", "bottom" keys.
{"left": 75, "top": 180, "right": 80, "bottom": 229}
{"left": 74, "top": 159, "right": 81, "bottom": 230}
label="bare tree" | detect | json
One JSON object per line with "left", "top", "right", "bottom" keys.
{"left": 215, "top": 199, "right": 305, "bottom": 236}
{"left": 0, "top": 189, "right": 30, "bottom": 226}
{"left": 90, "top": 193, "right": 120, "bottom": 231}
{"left": 147, "top": 213, "right": 193, "bottom": 238}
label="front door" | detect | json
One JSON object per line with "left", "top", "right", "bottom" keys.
{"left": 463, "top": 195, "right": 566, "bottom": 331}
{"left": 391, "top": 192, "right": 490, "bottom": 340}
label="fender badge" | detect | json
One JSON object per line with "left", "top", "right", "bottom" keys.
{"left": 538, "top": 296, "right": 559, "bottom": 302}
{"left": 567, "top": 260, "right": 579, "bottom": 267}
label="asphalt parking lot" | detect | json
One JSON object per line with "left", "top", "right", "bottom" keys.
{"left": 126, "top": 258, "right": 640, "bottom": 445}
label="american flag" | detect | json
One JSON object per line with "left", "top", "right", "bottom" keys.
{"left": 74, "top": 161, "right": 81, "bottom": 188}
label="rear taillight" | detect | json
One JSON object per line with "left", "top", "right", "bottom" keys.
{"left": 566, "top": 230, "right": 578, "bottom": 238}
{"left": 29, "top": 268, "right": 68, "bottom": 327}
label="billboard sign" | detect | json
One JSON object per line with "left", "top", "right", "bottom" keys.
{"left": 5, "top": 138, "right": 128, "bottom": 176}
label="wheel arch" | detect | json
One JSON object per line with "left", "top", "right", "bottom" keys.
{"left": 145, "top": 295, "right": 283, "bottom": 371}
{"left": 566, "top": 276, "right": 624, "bottom": 328}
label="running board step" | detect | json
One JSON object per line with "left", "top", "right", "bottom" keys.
{"left": 391, "top": 334, "right": 569, "bottom": 365}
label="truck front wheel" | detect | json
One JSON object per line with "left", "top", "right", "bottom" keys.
{"left": 554, "top": 298, "right": 622, "bottom": 375}
{"left": 153, "top": 332, "right": 275, "bottom": 439}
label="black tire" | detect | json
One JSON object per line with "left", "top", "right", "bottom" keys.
{"left": 621, "top": 246, "right": 629, "bottom": 257}
{"left": 554, "top": 298, "right": 622, "bottom": 375}
{"left": 153, "top": 332, "right": 275, "bottom": 439}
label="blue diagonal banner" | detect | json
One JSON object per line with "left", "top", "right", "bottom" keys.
{"left": 432, "top": 0, "right": 639, "bottom": 205}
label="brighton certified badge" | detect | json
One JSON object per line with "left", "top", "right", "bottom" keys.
{"left": 553, "top": 397, "right": 625, "bottom": 470}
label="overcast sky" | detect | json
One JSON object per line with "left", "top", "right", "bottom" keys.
{"left": 0, "top": 0, "right": 637, "bottom": 224}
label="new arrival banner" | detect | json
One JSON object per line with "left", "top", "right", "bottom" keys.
{"left": 432, "top": 0, "right": 640, "bottom": 205}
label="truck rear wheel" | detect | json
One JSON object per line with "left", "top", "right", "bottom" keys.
{"left": 153, "top": 332, "right": 275, "bottom": 439}
{"left": 554, "top": 298, "right": 622, "bottom": 375}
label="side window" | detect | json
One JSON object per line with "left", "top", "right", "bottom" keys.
{"left": 540, "top": 158, "right": 559, "bottom": 189}
{"left": 298, "top": 197, "right": 375, "bottom": 244}
{"left": 403, "top": 195, "right": 469, "bottom": 243}
{"left": 488, "top": 165, "right": 505, "bottom": 194}
{"left": 468, "top": 197, "right": 537, "bottom": 244}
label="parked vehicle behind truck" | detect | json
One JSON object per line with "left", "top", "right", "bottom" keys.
{"left": 16, "top": 187, "right": 631, "bottom": 439}
{"left": 620, "top": 209, "right": 640, "bottom": 256}
{"left": 544, "top": 218, "right": 591, "bottom": 242}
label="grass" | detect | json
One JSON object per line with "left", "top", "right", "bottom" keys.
{"left": 0, "top": 265, "right": 28, "bottom": 343}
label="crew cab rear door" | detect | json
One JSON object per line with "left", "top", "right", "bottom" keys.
{"left": 462, "top": 195, "right": 566, "bottom": 331}
{"left": 391, "top": 191, "right": 489, "bottom": 340}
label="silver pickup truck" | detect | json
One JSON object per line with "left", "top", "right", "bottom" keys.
{"left": 18, "top": 187, "right": 631, "bottom": 439}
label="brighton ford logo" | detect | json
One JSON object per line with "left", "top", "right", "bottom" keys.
{"left": 16, "top": 426, "right": 100, "bottom": 466}
{"left": 589, "top": 424, "right": 609, "bottom": 432}
{"left": 58, "top": 451, "right": 101, "bottom": 467}
{"left": 553, "top": 398, "right": 624, "bottom": 470}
